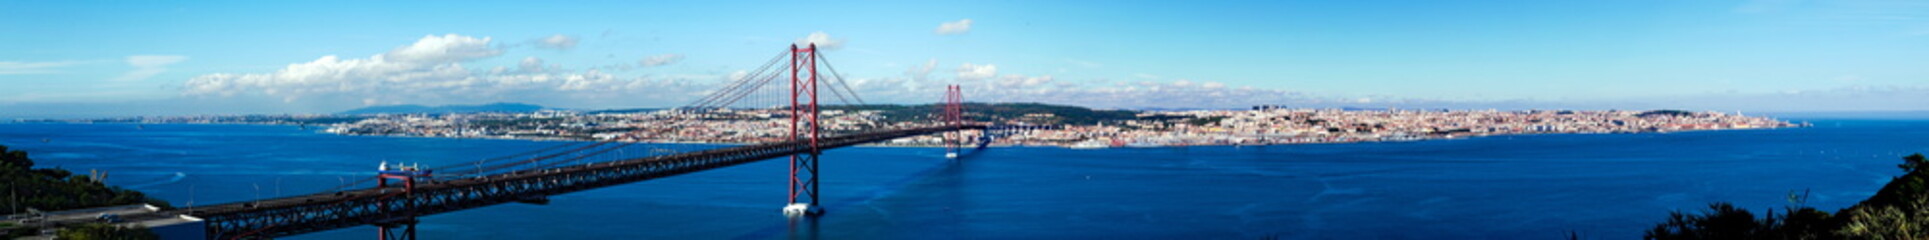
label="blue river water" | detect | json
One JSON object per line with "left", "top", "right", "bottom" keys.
{"left": 2, "top": 118, "right": 1927, "bottom": 239}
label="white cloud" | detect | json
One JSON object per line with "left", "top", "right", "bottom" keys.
{"left": 535, "top": 34, "right": 579, "bottom": 50}
{"left": 933, "top": 75, "right": 1329, "bottom": 109}
{"left": 803, "top": 62, "right": 1339, "bottom": 109}
{"left": 127, "top": 55, "right": 186, "bottom": 68}
{"left": 113, "top": 55, "right": 188, "bottom": 81}
{"left": 794, "top": 32, "right": 844, "bottom": 50}
{"left": 906, "top": 58, "right": 938, "bottom": 80}
{"left": 385, "top": 34, "right": 501, "bottom": 64}
{"left": 182, "top": 34, "right": 713, "bottom": 107}
{"left": 936, "top": 19, "right": 973, "bottom": 35}
{"left": 956, "top": 63, "right": 997, "bottom": 80}
{"left": 171, "top": 33, "right": 1444, "bottom": 111}
{"left": 996, "top": 74, "right": 1053, "bottom": 88}
{"left": 519, "top": 56, "right": 547, "bottom": 72}
{"left": 0, "top": 61, "right": 86, "bottom": 75}
{"left": 639, "top": 54, "right": 685, "bottom": 67}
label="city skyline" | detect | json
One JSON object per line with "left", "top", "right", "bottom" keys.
{"left": 5, "top": 0, "right": 1929, "bottom": 117}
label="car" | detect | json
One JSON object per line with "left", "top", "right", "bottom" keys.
{"left": 95, "top": 213, "right": 123, "bottom": 223}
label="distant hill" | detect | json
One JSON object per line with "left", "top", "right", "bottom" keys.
{"left": 583, "top": 108, "right": 664, "bottom": 114}
{"left": 825, "top": 102, "right": 1139, "bottom": 125}
{"left": 339, "top": 103, "right": 545, "bottom": 115}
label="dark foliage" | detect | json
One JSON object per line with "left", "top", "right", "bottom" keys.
{"left": 1638, "top": 110, "right": 1697, "bottom": 118}
{"left": 1, "top": 145, "right": 171, "bottom": 215}
{"left": 1645, "top": 153, "right": 1929, "bottom": 239}
{"left": 339, "top": 102, "right": 544, "bottom": 115}
{"left": 55, "top": 223, "right": 159, "bottom": 240}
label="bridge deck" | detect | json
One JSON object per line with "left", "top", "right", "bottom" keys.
{"left": 97, "top": 125, "right": 980, "bottom": 239}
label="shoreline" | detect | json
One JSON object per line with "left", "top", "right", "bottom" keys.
{"left": 259, "top": 123, "right": 1805, "bottom": 149}
{"left": 1, "top": 122, "right": 1803, "bottom": 149}
{"left": 7, "top": 108, "right": 1808, "bottom": 149}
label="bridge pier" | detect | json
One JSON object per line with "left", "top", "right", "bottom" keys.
{"left": 167, "top": 44, "right": 992, "bottom": 239}
{"left": 785, "top": 43, "right": 827, "bottom": 218}
{"left": 375, "top": 162, "right": 430, "bottom": 240}
{"left": 374, "top": 219, "right": 417, "bottom": 240}
{"left": 943, "top": 85, "right": 964, "bottom": 159}
{"left": 782, "top": 203, "right": 823, "bottom": 217}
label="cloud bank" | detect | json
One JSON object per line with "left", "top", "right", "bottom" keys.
{"left": 181, "top": 34, "right": 713, "bottom": 109}
{"left": 794, "top": 32, "right": 844, "bottom": 50}
{"left": 534, "top": 34, "right": 579, "bottom": 50}
{"left": 173, "top": 33, "right": 1920, "bottom": 113}
{"left": 114, "top": 55, "right": 188, "bottom": 81}
{"left": 639, "top": 54, "right": 684, "bottom": 67}
{"left": 936, "top": 19, "right": 973, "bottom": 35}
{"left": 0, "top": 61, "right": 86, "bottom": 75}
{"left": 172, "top": 34, "right": 1389, "bottom": 111}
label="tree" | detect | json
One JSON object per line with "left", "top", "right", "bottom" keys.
{"left": 1646, "top": 203, "right": 1770, "bottom": 239}
{"left": 54, "top": 223, "right": 159, "bottom": 240}
{"left": 1646, "top": 153, "right": 1929, "bottom": 239}
{"left": 0, "top": 145, "right": 31, "bottom": 169}
{"left": 1898, "top": 154, "right": 1928, "bottom": 174}
{"left": 0, "top": 144, "right": 170, "bottom": 214}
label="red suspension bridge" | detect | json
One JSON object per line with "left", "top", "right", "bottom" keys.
{"left": 47, "top": 44, "right": 992, "bottom": 239}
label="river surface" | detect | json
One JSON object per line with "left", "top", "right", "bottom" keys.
{"left": 2, "top": 118, "right": 1927, "bottom": 239}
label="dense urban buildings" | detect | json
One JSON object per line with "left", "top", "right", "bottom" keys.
{"left": 38, "top": 105, "right": 1800, "bottom": 148}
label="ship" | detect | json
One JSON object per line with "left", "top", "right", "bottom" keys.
{"left": 1067, "top": 139, "right": 1109, "bottom": 149}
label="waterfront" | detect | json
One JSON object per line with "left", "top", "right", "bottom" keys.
{"left": 1, "top": 117, "right": 1925, "bottom": 239}
{"left": 41, "top": 107, "right": 1800, "bottom": 148}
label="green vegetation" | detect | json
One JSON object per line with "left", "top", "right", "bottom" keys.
{"left": 1646, "top": 153, "right": 1929, "bottom": 239}
{"left": 472, "top": 117, "right": 565, "bottom": 127}
{"left": 1187, "top": 116, "right": 1228, "bottom": 126}
{"left": 339, "top": 102, "right": 544, "bottom": 115}
{"left": 286, "top": 116, "right": 371, "bottom": 125}
{"left": 1639, "top": 110, "right": 1698, "bottom": 118}
{"left": 1, "top": 144, "right": 169, "bottom": 238}
{"left": 55, "top": 223, "right": 159, "bottom": 240}
{"left": 584, "top": 108, "right": 663, "bottom": 114}
{"left": 825, "top": 102, "right": 1139, "bottom": 125}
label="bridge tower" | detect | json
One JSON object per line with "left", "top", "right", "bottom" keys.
{"left": 943, "top": 85, "right": 964, "bottom": 158}
{"left": 375, "top": 162, "right": 431, "bottom": 240}
{"left": 784, "top": 43, "right": 826, "bottom": 217}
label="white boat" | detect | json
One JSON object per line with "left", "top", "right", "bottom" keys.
{"left": 1125, "top": 141, "right": 1165, "bottom": 148}
{"left": 1067, "top": 140, "right": 1108, "bottom": 149}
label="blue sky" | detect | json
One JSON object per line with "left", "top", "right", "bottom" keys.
{"left": 3, "top": 0, "right": 1927, "bottom": 117}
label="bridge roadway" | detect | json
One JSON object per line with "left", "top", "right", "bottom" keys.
{"left": 117, "top": 125, "right": 980, "bottom": 239}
